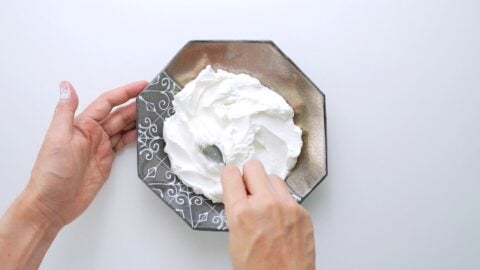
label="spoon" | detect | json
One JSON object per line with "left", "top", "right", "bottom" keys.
{"left": 201, "top": 144, "right": 225, "bottom": 165}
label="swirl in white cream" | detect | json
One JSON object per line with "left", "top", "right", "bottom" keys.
{"left": 163, "top": 65, "right": 302, "bottom": 202}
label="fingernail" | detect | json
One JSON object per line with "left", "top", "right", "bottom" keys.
{"left": 60, "top": 81, "right": 71, "bottom": 100}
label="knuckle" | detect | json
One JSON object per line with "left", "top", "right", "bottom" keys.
{"left": 120, "top": 111, "right": 133, "bottom": 124}
{"left": 98, "top": 92, "right": 110, "bottom": 101}
{"left": 261, "top": 196, "right": 281, "bottom": 211}
{"left": 55, "top": 103, "right": 73, "bottom": 113}
{"left": 230, "top": 203, "right": 251, "bottom": 222}
{"left": 280, "top": 200, "right": 306, "bottom": 223}
{"left": 76, "top": 117, "right": 95, "bottom": 131}
{"left": 297, "top": 207, "right": 312, "bottom": 222}
{"left": 302, "top": 208, "right": 312, "bottom": 219}
{"left": 100, "top": 98, "right": 112, "bottom": 109}
{"left": 95, "top": 95, "right": 112, "bottom": 110}
{"left": 45, "top": 133, "right": 66, "bottom": 145}
{"left": 285, "top": 199, "right": 300, "bottom": 213}
{"left": 44, "top": 143, "right": 64, "bottom": 155}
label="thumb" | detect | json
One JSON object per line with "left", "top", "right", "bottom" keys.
{"left": 48, "top": 81, "right": 79, "bottom": 142}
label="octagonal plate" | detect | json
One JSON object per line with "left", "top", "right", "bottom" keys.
{"left": 136, "top": 40, "right": 327, "bottom": 231}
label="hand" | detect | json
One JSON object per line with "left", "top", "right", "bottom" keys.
{"left": 25, "top": 80, "right": 148, "bottom": 228}
{"left": 221, "top": 160, "right": 315, "bottom": 270}
{"left": 0, "top": 80, "right": 147, "bottom": 269}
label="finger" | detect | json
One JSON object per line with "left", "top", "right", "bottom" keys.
{"left": 101, "top": 102, "right": 136, "bottom": 136}
{"left": 221, "top": 165, "right": 247, "bottom": 209}
{"left": 242, "top": 160, "right": 273, "bottom": 196}
{"left": 48, "top": 81, "right": 79, "bottom": 142}
{"left": 113, "top": 129, "right": 137, "bottom": 152}
{"left": 110, "top": 133, "right": 122, "bottom": 147}
{"left": 123, "top": 120, "right": 136, "bottom": 132}
{"left": 269, "top": 174, "right": 292, "bottom": 198}
{"left": 122, "top": 128, "right": 137, "bottom": 145}
{"left": 81, "top": 80, "right": 148, "bottom": 122}
{"left": 110, "top": 125, "right": 136, "bottom": 148}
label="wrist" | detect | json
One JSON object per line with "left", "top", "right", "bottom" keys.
{"left": 17, "top": 187, "right": 65, "bottom": 233}
{"left": 0, "top": 190, "right": 63, "bottom": 245}
{"left": 0, "top": 189, "right": 62, "bottom": 269}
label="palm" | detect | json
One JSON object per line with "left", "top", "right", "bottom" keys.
{"left": 29, "top": 81, "right": 147, "bottom": 227}
{"left": 65, "top": 120, "right": 115, "bottom": 221}
{"left": 81, "top": 125, "right": 115, "bottom": 195}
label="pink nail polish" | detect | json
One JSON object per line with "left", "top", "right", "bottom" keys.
{"left": 60, "top": 82, "right": 71, "bottom": 100}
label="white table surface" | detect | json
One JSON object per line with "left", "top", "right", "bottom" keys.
{"left": 1, "top": 0, "right": 479, "bottom": 269}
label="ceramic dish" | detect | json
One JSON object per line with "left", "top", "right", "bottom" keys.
{"left": 136, "top": 40, "right": 327, "bottom": 231}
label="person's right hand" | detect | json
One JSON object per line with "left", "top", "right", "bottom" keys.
{"left": 221, "top": 160, "right": 315, "bottom": 270}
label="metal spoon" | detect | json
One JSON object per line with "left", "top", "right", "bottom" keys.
{"left": 201, "top": 144, "right": 225, "bottom": 165}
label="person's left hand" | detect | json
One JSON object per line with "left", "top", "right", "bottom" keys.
{"left": 25, "top": 80, "right": 148, "bottom": 228}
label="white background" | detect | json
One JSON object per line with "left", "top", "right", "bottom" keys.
{"left": 1, "top": 0, "right": 479, "bottom": 269}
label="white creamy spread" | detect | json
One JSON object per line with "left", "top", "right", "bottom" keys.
{"left": 163, "top": 65, "right": 302, "bottom": 202}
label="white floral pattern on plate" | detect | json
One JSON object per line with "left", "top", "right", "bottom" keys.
{"left": 137, "top": 71, "right": 227, "bottom": 231}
